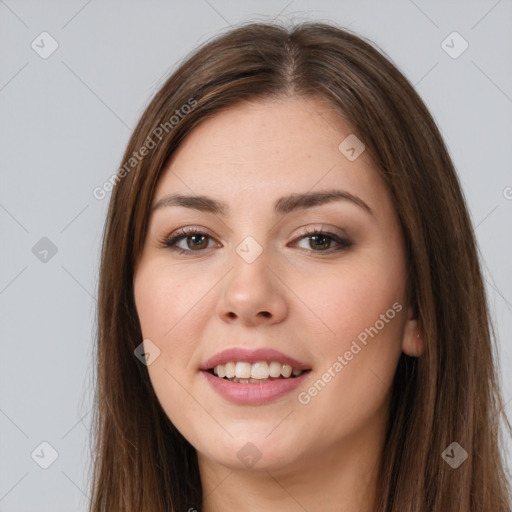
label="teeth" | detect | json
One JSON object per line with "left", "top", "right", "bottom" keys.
{"left": 251, "top": 361, "right": 269, "bottom": 379}
{"left": 235, "top": 362, "right": 251, "bottom": 379}
{"left": 225, "top": 361, "right": 236, "bottom": 378}
{"left": 212, "top": 361, "right": 305, "bottom": 381}
{"left": 269, "top": 361, "right": 281, "bottom": 378}
{"left": 281, "top": 364, "right": 292, "bottom": 378}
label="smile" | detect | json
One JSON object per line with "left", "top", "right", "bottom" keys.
{"left": 200, "top": 348, "right": 312, "bottom": 405}
{"left": 209, "top": 361, "right": 306, "bottom": 382}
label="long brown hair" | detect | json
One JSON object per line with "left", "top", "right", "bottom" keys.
{"left": 88, "top": 21, "right": 512, "bottom": 511}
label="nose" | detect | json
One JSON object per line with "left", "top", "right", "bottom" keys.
{"left": 216, "top": 249, "right": 288, "bottom": 327}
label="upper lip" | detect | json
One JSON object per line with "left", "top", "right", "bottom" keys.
{"left": 200, "top": 348, "right": 311, "bottom": 371}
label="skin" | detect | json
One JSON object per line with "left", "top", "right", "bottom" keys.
{"left": 133, "top": 96, "right": 423, "bottom": 511}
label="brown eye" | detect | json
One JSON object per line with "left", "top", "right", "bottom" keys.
{"left": 293, "top": 228, "right": 352, "bottom": 253}
{"left": 182, "top": 234, "right": 210, "bottom": 250}
{"left": 160, "top": 227, "right": 351, "bottom": 256}
{"left": 161, "top": 228, "right": 218, "bottom": 255}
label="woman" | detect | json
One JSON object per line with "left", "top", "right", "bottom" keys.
{"left": 89, "top": 21, "right": 512, "bottom": 511}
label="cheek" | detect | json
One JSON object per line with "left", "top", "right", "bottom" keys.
{"left": 294, "top": 245, "right": 406, "bottom": 400}
{"left": 133, "top": 263, "right": 202, "bottom": 427}
{"left": 133, "top": 259, "right": 223, "bottom": 396}
{"left": 133, "top": 264, "right": 196, "bottom": 397}
{"left": 297, "top": 255, "right": 406, "bottom": 349}
{"left": 292, "top": 273, "right": 404, "bottom": 449}
{"left": 134, "top": 261, "right": 211, "bottom": 341}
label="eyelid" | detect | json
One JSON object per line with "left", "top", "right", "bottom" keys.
{"left": 159, "top": 225, "right": 221, "bottom": 249}
{"left": 293, "top": 224, "right": 348, "bottom": 238}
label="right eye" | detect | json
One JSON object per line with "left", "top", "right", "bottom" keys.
{"left": 158, "top": 227, "right": 220, "bottom": 255}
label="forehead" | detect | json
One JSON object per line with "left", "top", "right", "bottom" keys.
{"left": 152, "top": 96, "right": 389, "bottom": 216}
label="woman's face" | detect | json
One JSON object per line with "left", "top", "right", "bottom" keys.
{"left": 133, "top": 96, "right": 420, "bottom": 475}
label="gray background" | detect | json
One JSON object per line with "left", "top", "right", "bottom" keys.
{"left": 1, "top": 1, "right": 511, "bottom": 510}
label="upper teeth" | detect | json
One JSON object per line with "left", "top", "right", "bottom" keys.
{"left": 213, "top": 361, "right": 304, "bottom": 379}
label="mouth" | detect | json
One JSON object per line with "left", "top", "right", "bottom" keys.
{"left": 200, "top": 348, "right": 312, "bottom": 404}
{"left": 206, "top": 361, "right": 310, "bottom": 383}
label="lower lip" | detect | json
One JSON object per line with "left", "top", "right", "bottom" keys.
{"left": 201, "top": 370, "right": 310, "bottom": 405}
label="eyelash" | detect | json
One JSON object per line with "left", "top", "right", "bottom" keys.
{"left": 158, "top": 226, "right": 352, "bottom": 256}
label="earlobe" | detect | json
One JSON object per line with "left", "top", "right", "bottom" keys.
{"left": 401, "top": 305, "right": 424, "bottom": 357}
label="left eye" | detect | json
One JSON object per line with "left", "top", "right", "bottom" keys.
{"left": 160, "top": 228, "right": 351, "bottom": 255}
{"left": 292, "top": 230, "right": 351, "bottom": 252}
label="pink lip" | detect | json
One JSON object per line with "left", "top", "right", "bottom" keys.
{"left": 201, "top": 370, "right": 311, "bottom": 405}
{"left": 200, "top": 347, "right": 310, "bottom": 371}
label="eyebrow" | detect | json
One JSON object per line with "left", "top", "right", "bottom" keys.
{"left": 151, "top": 189, "right": 373, "bottom": 216}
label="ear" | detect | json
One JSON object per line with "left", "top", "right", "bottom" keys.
{"left": 401, "top": 302, "right": 424, "bottom": 357}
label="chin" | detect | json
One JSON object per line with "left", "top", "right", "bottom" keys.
{"left": 198, "top": 442, "right": 300, "bottom": 472}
